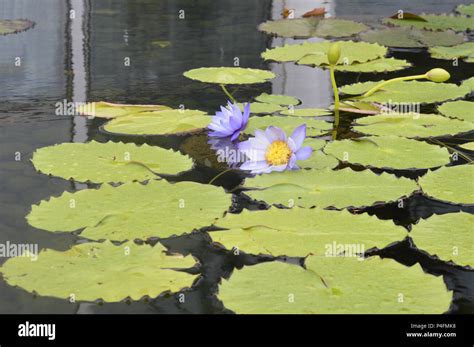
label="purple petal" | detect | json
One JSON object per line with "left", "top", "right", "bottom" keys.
{"left": 295, "top": 146, "right": 313, "bottom": 161}
{"left": 240, "top": 160, "right": 270, "bottom": 172}
{"left": 287, "top": 154, "right": 297, "bottom": 170}
{"left": 242, "top": 103, "right": 251, "bottom": 125}
{"left": 290, "top": 124, "right": 306, "bottom": 150}
{"left": 230, "top": 131, "right": 240, "bottom": 142}
{"left": 265, "top": 126, "right": 286, "bottom": 142}
{"left": 270, "top": 164, "right": 288, "bottom": 172}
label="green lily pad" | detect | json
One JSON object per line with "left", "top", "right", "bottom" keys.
{"left": 183, "top": 67, "right": 275, "bottom": 85}
{"left": 243, "top": 168, "right": 418, "bottom": 209}
{"left": 460, "top": 142, "right": 474, "bottom": 151}
{"left": 334, "top": 58, "right": 411, "bottom": 73}
{"left": 102, "top": 110, "right": 211, "bottom": 136}
{"left": 462, "top": 76, "right": 474, "bottom": 91}
{"left": 325, "top": 136, "right": 451, "bottom": 170}
{"left": 76, "top": 101, "right": 172, "bottom": 119}
{"left": 383, "top": 14, "right": 474, "bottom": 32}
{"left": 353, "top": 113, "right": 473, "bottom": 138}
{"left": 280, "top": 108, "right": 332, "bottom": 117}
{"left": 438, "top": 101, "right": 474, "bottom": 123}
{"left": 244, "top": 116, "right": 332, "bottom": 137}
{"left": 219, "top": 255, "right": 451, "bottom": 313}
{"left": 0, "top": 19, "right": 35, "bottom": 35}
{"left": 360, "top": 27, "right": 465, "bottom": 48}
{"left": 429, "top": 42, "right": 474, "bottom": 62}
{"left": 262, "top": 41, "right": 387, "bottom": 67}
{"left": 419, "top": 165, "right": 474, "bottom": 205}
{"left": 301, "top": 139, "right": 338, "bottom": 170}
{"left": 411, "top": 213, "right": 473, "bottom": 267}
{"left": 457, "top": 4, "right": 474, "bottom": 16}
{"left": 254, "top": 93, "right": 300, "bottom": 106}
{"left": 258, "top": 18, "right": 368, "bottom": 39}
{"left": 31, "top": 141, "right": 193, "bottom": 183}
{"left": 0, "top": 241, "right": 197, "bottom": 302}
{"left": 340, "top": 81, "right": 470, "bottom": 104}
{"left": 236, "top": 102, "right": 284, "bottom": 114}
{"left": 27, "top": 180, "right": 231, "bottom": 241}
{"left": 211, "top": 208, "right": 406, "bottom": 257}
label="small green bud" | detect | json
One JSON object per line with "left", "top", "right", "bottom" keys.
{"left": 328, "top": 42, "right": 341, "bottom": 66}
{"left": 425, "top": 68, "right": 450, "bottom": 83}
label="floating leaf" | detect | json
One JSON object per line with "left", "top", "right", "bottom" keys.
{"left": 254, "top": 93, "right": 300, "bottom": 106}
{"left": 102, "top": 110, "right": 211, "bottom": 136}
{"left": 353, "top": 113, "right": 473, "bottom": 138}
{"left": 301, "top": 139, "right": 338, "bottom": 170}
{"left": 340, "top": 81, "right": 470, "bottom": 104}
{"left": 389, "top": 12, "right": 428, "bottom": 22}
{"left": 183, "top": 67, "right": 275, "bottom": 85}
{"left": 244, "top": 116, "right": 332, "bottom": 137}
{"left": 243, "top": 168, "right": 417, "bottom": 209}
{"left": 0, "top": 19, "right": 35, "bottom": 35}
{"left": 325, "top": 136, "right": 451, "bottom": 170}
{"left": 0, "top": 241, "right": 197, "bottom": 302}
{"left": 236, "top": 102, "right": 284, "bottom": 114}
{"left": 302, "top": 8, "right": 326, "bottom": 18}
{"left": 211, "top": 208, "right": 406, "bottom": 257}
{"left": 339, "top": 101, "right": 386, "bottom": 115}
{"left": 383, "top": 14, "right": 474, "bottom": 32}
{"left": 462, "top": 76, "right": 474, "bottom": 91}
{"left": 31, "top": 141, "right": 193, "bottom": 183}
{"left": 460, "top": 142, "right": 474, "bottom": 151}
{"left": 419, "top": 165, "right": 474, "bottom": 205}
{"left": 437, "top": 100, "right": 474, "bottom": 123}
{"left": 280, "top": 108, "right": 332, "bottom": 117}
{"left": 219, "top": 255, "right": 451, "bottom": 313}
{"left": 429, "top": 42, "right": 474, "bottom": 62}
{"left": 76, "top": 101, "right": 172, "bottom": 119}
{"left": 258, "top": 18, "right": 368, "bottom": 39}
{"left": 360, "top": 27, "right": 465, "bottom": 48}
{"left": 334, "top": 58, "right": 411, "bottom": 73}
{"left": 261, "top": 41, "right": 387, "bottom": 66}
{"left": 27, "top": 180, "right": 231, "bottom": 241}
{"left": 411, "top": 213, "right": 473, "bottom": 267}
{"left": 456, "top": 4, "right": 474, "bottom": 16}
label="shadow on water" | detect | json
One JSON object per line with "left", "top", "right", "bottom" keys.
{"left": 0, "top": 0, "right": 472, "bottom": 314}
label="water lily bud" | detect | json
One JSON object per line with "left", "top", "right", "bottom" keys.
{"left": 328, "top": 42, "right": 341, "bottom": 65}
{"left": 425, "top": 68, "right": 450, "bottom": 83}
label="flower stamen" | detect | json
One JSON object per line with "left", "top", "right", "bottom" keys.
{"left": 265, "top": 140, "right": 292, "bottom": 166}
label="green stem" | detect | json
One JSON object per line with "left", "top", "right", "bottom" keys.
{"left": 209, "top": 168, "right": 234, "bottom": 185}
{"left": 362, "top": 74, "right": 427, "bottom": 98}
{"left": 329, "top": 65, "right": 340, "bottom": 139}
{"left": 220, "top": 84, "right": 237, "bottom": 103}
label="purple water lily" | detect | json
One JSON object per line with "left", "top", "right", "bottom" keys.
{"left": 208, "top": 101, "right": 250, "bottom": 141}
{"left": 238, "top": 124, "right": 313, "bottom": 174}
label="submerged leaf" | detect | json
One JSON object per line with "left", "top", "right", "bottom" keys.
{"left": 27, "top": 180, "right": 231, "bottom": 241}
{"left": 0, "top": 241, "right": 197, "bottom": 302}
{"left": 340, "top": 81, "right": 470, "bottom": 104}
{"left": 254, "top": 93, "right": 300, "bottom": 106}
{"left": 102, "top": 109, "right": 211, "bottom": 136}
{"left": 437, "top": 100, "right": 474, "bottom": 123}
{"left": 383, "top": 14, "right": 474, "bottom": 32}
{"left": 211, "top": 208, "right": 406, "bottom": 257}
{"left": 76, "top": 101, "right": 172, "bottom": 119}
{"left": 31, "top": 141, "right": 193, "bottom": 183}
{"left": 258, "top": 18, "right": 368, "bottom": 39}
{"left": 325, "top": 136, "right": 451, "bottom": 170}
{"left": 360, "top": 27, "right": 465, "bottom": 48}
{"left": 243, "top": 168, "right": 418, "bottom": 209}
{"left": 411, "top": 213, "right": 473, "bottom": 267}
{"left": 218, "top": 255, "right": 451, "bottom": 313}
{"left": 244, "top": 115, "right": 332, "bottom": 137}
{"left": 353, "top": 113, "right": 474, "bottom": 138}
{"left": 183, "top": 67, "right": 275, "bottom": 85}
{"left": 0, "top": 19, "right": 35, "bottom": 35}
{"left": 418, "top": 165, "right": 474, "bottom": 205}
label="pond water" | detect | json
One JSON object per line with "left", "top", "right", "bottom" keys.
{"left": 0, "top": 0, "right": 472, "bottom": 314}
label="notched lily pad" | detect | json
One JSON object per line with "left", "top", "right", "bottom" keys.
{"left": 383, "top": 14, "right": 474, "bottom": 32}
{"left": 254, "top": 93, "right": 300, "bottom": 106}
{"left": 27, "top": 180, "right": 232, "bottom": 241}
{"left": 280, "top": 108, "right": 332, "bottom": 117}
{"left": 418, "top": 165, "right": 474, "bottom": 205}
{"left": 211, "top": 208, "right": 406, "bottom": 257}
{"left": 456, "top": 4, "right": 474, "bottom": 16}
{"left": 237, "top": 102, "right": 284, "bottom": 114}
{"left": 429, "top": 42, "right": 474, "bottom": 62}
{"left": 243, "top": 168, "right": 418, "bottom": 209}
{"left": 218, "top": 255, "right": 451, "bottom": 313}
{"left": 0, "top": 241, "right": 197, "bottom": 302}
{"left": 102, "top": 109, "right": 211, "bottom": 136}
{"left": 353, "top": 113, "right": 474, "bottom": 138}
{"left": 462, "top": 77, "right": 474, "bottom": 91}
{"left": 437, "top": 100, "right": 474, "bottom": 123}
{"left": 76, "top": 101, "right": 172, "bottom": 119}
{"left": 0, "top": 19, "right": 35, "bottom": 35}
{"left": 340, "top": 81, "right": 470, "bottom": 104}
{"left": 335, "top": 58, "right": 411, "bottom": 73}
{"left": 31, "top": 141, "right": 193, "bottom": 183}
{"left": 244, "top": 115, "right": 332, "bottom": 137}
{"left": 360, "top": 27, "right": 465, "bottom": 48}
{"left": 183, "top": 67, "right": 275, "bottom": 85}
{"left": 258, "top": 18, "right": 368, "bottom": 39}
{"left": 411, "top": 213, "right": 473, "bottom": 267}
{"left": 460, "top": 142, "right": 474, "bottom": 151}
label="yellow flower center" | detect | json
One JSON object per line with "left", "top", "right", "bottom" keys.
{"left": 265, "top": 140, "right": 292, "bottom": 166}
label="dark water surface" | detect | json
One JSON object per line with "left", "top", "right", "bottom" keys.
{"left": 0, "top": 0, "right": 472, "bottom": 314}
